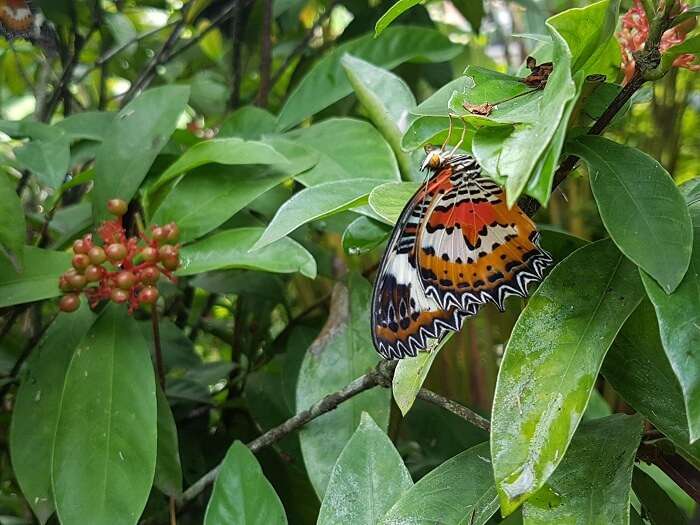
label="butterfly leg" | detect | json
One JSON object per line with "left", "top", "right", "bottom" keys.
{"left": 448, "top": 117, "right": 468, "bottom": 156}
{"left": 440, "top": 113, "right": 455, "bottom": 151}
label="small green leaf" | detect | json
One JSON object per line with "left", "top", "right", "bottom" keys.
{"left": 218, "top": 106, "right": 277, "bottom": 140}
{"left": 368, "top": 181, "right": 420, "bottom": 224}
{"left": 380, "top": 442, "right": 499, "bottom": 525}
{"left": 318, "top": 413, "right": 413, "bottom": 525}
{"left": 55, "top": 111, "right": 116, "bottom": 142}
{"left": 52, "top": 306, "right": 157, "bottom": 525}
{"left": 10, "top": 306, "right": 96, "bottom": 524}
{"left": 571, "top": 135, "right": 693, "bottom": 293}
{"left": 277, "top": 26, "right": 459, "bottom": 130}
{"left": 0, "top": 247, "right": 70, "bottom": 308}
{"left": 204, "top": 441, "right": 287, "bottom": 525}
{"left": 15, "top": 133, "right": 71, "bottom": 189}
{"left": 154, "top": 386, "right": 183, "bottom": 497}
{"left": 0, "top": 172, "right": 25, "bottom": 270}
{"left": 374, "top": 0, "right": 423, "bottom": 36}
{"left": 491, "top": 239, "right": 644, "bottom": 515}
{"left": 178, "top": 227, "right": 317, "bottom": 279}
{"left": 251, "top": 178, "right": 383, "bottom": 251}
{"left": 93, "top": 85, "right": 190, "bottom": 223}
{"left": 296, "top": 275, "right": 390, "bottom": 498}
{"left": 150, "top": 138, "right": 289, "bottom": 193}
{"left": 342, "top": 216, "right": 390, "bottom": 256}
{"left": 632, "top": 468, "right": 688, "bottom": 525}
{"left": 522, "top": 414, "right": 643, "bottom": 525}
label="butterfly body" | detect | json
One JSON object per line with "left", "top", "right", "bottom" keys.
{"left": 371, "top": 151, "right": 552, "bottom": 360}
{"left": 0, "top": 0, "right": 34, "bottom": 37}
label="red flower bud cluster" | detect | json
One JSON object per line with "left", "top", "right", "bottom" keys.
{"left": 58, "top": 199, "right": 181, "bottom": 314}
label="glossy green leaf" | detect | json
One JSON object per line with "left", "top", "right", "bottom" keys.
{"left": 10, "top": 306, "right": 96, "bottom": 524}
{"left": 632, "top": 468, "right": 688, "bottom": 525}
{"left": 150, "top": 138, "right": 288, "bottom": 192}
{"left": 154, "top": 386, "right": 183, "bottom": 497}
{"left": 204, "top": 441, "right": 287, "bottom": 525}
{"left": 491, "top": 239, "right": 645, "bottom": 515}
{"left": 453, "top": 0, "right": 485, "bottom": 33}
{"left": 0, "top": 247, "right": 70, "bottom": 308}
{"left": 401, "top": 115, "right": 474, "bottom": 151}
{"left": 150, "top": 165, "right": 292, "bottom": 244}
{"left": 602, "top": 300, "right": 700, "bottom": 466}
{"left": 284, "top": 118, "right": 400, "bottom": 186}
{"left": 277, "top": 26, "right": 459, "bottom": 130}
{"left": 178, "top": 227, "right": 317, "bottom": 278}
{"left": 374, "top": 0, "right": 422, "bottom": 36}
{"left": 318, "top": 413, "right": 413, "bottom": 525}
{"left": 571, "top": 135, "right": 693, "bottom": 293}
{"left": 0, "top": 172, "right": 25, "bottom": 270}
{"left": 342, "top": 216, "right": 390, "bottom": 256}
{"left": 538, "top": 228, "right": 589, "bottom": 264}
{"left": 341, "top": 54, "right": 418, "bottom": 180}
{"left": 52, "top": 306, "right": 157, "bottom": 525}
{"left": 54, "top": 111, "right": 116, "bottom": 142}
{"left": 251, "top": 178, "right": 383, "bottom": 250}
{"left": 379, "top": 442, "right": 499, "bottom": 525}
{"left": 296, "top": 274, "right": 390, "bottom": 498}
{"left": 93, "top": 85, "right": 190, "bottom": 223}
{"left": 522, "top": 414, "right": 643, "bottom": 525}
{"left": 218, "top": 106, "right": 277, "bottom": 140}
{"left": 368, "top": 181, "right": 420, "bottom": 224}
{"left": 15, "top": 133, "right": 71, "bottom": 189}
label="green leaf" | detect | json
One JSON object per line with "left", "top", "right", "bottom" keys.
{"left": 15, "top": 133, "right": 71, "bottom": 189}
{"left": 52, "top": 306, "right": 157, "bottom": 525}
{"left": 538, "top": 228, "right": 589, "bottom": 264}
{"left": 379, "top": 442, "right": 499, "bottom": 525}
{"left": 491, "top": 239, "right": 645, "bottom": 515}
{"left": 218, "top": 106, "right": 277, "bottom": 140}
{"left": 149, "top": 138, "right": 289, "bottom": 193}
{"left": 0, "top": 172, "right": 25, "bottom": 270}
{"left": 318, "top": 413, "right": 413, "bottom": 525}
{"left": 453, "top": 0, "right": 486, "bottom": 33}
{"left": 296, "top": 274, "right": 390, "bottom": 498}
{"left": 522, "top": 414, "right": 643, "bottom": 525}
{"left": 251, "top": 178, "right": 383, "bottom": 251}
{"left": 570, "top": 135, "right": 693, "bottom": 293}
{"left": 661, "top": 35, "right": 700, "bottom": 71}
{"left": 671, "top": 6, "right": 700, "bottom": 27}
{"left": 277, "top": 26, "right": 459, "bottom": 130}
{"left": 402, "top": 115, "right": 470, "bottom": 151}
{"left": 342, "top": 216, "right": 390, "bottom": 256}
{"left": 548, "top": 0, "right": 621, "bottom": 77}
{"left": 54, "top": 111, "right": 116, "bottom": 142}
{"left": 374, "top": 0, "right": 422, "bottom": 36}
{"left": 10, "top": 306, "right": 96, "bottom": 524}
{"left": 204, "top": 441, "right": 287, "bottom": 525}
{"left": 602, "top": 300, "right": 700, "bottom": 466}
{"left": 341, "top": 54, "right": 418, "bottom": 180}
{"left": 178, "top": 227, "right": 316, "bottom": 278}
{"left": 0, "top": 246, "right": 70, "bottom": 308}
{"left": 632, "top": 468, "right": 688, "bottom": 525}
{"left": 284, "top": 118, "right": 400, "bottom": 186}
{"left": 368, "top": 181, "right": 420, "bottom": 224}
{"left": 154, "top": 386, "right": 183, "bottom": 497}
{"left": 93, "top": 85, "right": 190, "bottom": 223}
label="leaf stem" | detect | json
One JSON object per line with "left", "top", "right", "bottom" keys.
{"left": 152, "top": 308, "right": 166, "bottom": 391}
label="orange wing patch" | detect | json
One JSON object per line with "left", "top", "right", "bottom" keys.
{"left": 0, "top": 0, "right": 34, "bottom": 35}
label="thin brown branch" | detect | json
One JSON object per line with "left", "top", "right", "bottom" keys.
{"left": 256, "top": 0, "right": 273, "bottom": 107}
{"left": 416, "top": 388, "right": 491, "bottom": 432}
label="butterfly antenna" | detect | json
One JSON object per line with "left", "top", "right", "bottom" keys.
{"left": 440, "top": 113, "right": 455, "bottom": 152}
{"left": 448, "top": 117, "right": 467, "bottom": 156}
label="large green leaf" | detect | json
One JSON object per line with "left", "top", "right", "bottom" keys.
{"left": 52, "top": 306, "right": 157, "bottom": 525}
{"left": 154, "top": 386, "right": 183, "bottom": 497}
{"left": 374, "top": 0, "right": 422, "bottom": 35}
{"left": 92, "top": 85, "right": 190, "bottom": 222}
{"left": 318, "top": 413, "right": 413, "bottom": 525}
{"left": 204, "top": 441, "right": 287, "bottom": 525}
{"left": 296, "top": 274, "right": 390, "bottom": 498}
{"left": 251, "top": 178, "right": 383, "bottom": 251}
{"left": 149, "top": 138, "right": 289, "bottom": 193}
{"left": 178, "top": 227, "right": 317, "bottom": 278}
{"left": 284, "top": 118, "right": 400, "bottom": 186}
{"left": 632, "top": 468, "right": 688, "bottom": 525}
{"left": 491, "top": 239, "right": 645, "bottom": 515}
{"left": 342, "top": 216, "right": 390, "bottom": 256}
{"left": 0, "top": 246, "right": 70, "bottom": 308}
{"left": 368, "top": 181, "right": 420, "bottom": 225}
{"left": 10, "top": 306, "right": 96, "bottom": 524}
{"left": 522, "top": 414, "right": 643, "bottom": 525}
{"left": 602, "top": 300, "right": 700, "bottom": 466}
{"left": 0, "top": 172, "right": 25, "bottom": 270}
{"left": 14, "top": 132, "right": 71, "bottom": 189}
{"left": 379, "top": 442, "right": 499, "bottom": 525}
{"left": 218, "top": 106, "right": 277, "bottom": 140}
{"left": 55, "top": 111, "right": 116, "bottom": 142}
{"left": 341, "top": 54, "right": 418, "bottom": 180}
{"left": 570, "top": 136, "right": 693, "bottom": 293}
{"left": 277, "top": 26, "right": 459, "bottom": 130}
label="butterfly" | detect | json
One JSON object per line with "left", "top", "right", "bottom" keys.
{"left": 0, "top": 0, "right": 34, "bottom": 39}
{"left": 371, "top": 147, "right": 553, "bottom": 360}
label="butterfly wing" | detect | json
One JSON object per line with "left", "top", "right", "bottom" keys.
{"left": 371, "top": 171, "right": 473, "bottom": 360}
{"left": 417, "top": 156, "right": 552, "bottom": 312}
{"left": 0, "top": 0, "right": 33, "bottom": 35}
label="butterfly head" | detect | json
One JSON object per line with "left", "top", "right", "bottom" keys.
{"left": 421, "top": 145, "right": 449, "bottom": 172}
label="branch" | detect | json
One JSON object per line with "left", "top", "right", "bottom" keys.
{"left": 416, "top": 388, "right": 491, "bottom": 431}
{"left": 255, "top": 0, "right": 273, "bottom": 107}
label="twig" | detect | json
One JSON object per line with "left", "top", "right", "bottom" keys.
{"left": 152, "top": 308, "right": 166, "bottom": 391}
{"left": 229, "top": 3, "right": 245, "bottom": 109}
{"left": 256, "top": 0, "right": 273, "bottom": 107}
{"left": 416, "top": 388, "right": 491, "bottom": 431}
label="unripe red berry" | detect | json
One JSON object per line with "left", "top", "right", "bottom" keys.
{"left": 84, "top": 265, "right": 103, "bottom": 282}
{"left": 163, "top": 223, "right": 180, "bottom": 243}
{"left": 72, "top": 254, "right": 90, "bottom": 271}
{"left": 107, "top": 198, "right": 128, "bottom": 217}
{"left": 161, "top": 255, "right": 179, "bottom": 270}
{"left": 158, "top": 244, "right": 177, "bottom": 260}
{"left": 106, "top": 243, "right": 127, "bottom": 262}
{"left": 59, "top": 294, "right": 80, "bottom": 312}
{"left": 138, "top": 286, "right": 159, "bottom": 304}
{"left": 141, "top": 246, "right": 158, "bottom": 262}
{"left": 116, "top": 271, "right": 136, "bottom": 290}
{"left": 140, "top": 266, "right": 160, "bottom": 284}
{"left": 88, "top": 246, "right": 107, "bottom": 264}
{"left": 110, "top": 288, "right": 129, "bottom": 304}
{"left": 73, "top": 239, "right": 88, "bottom": 254}
{"left": 68, "top": 273, "right": 87, "bottom": 290}
{"left": 151, "top": 226, "right": 165, "bottom": 241}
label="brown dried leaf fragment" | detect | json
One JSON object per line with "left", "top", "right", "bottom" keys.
{"left": 523, "top": 56, "right": 554, "bottom": 88}
{"left": 463, "top": 102, "right": 494, "bottom": 116}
